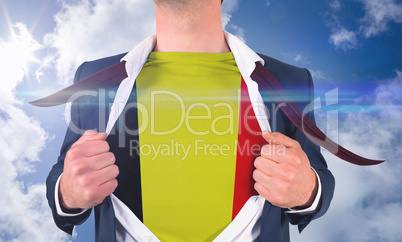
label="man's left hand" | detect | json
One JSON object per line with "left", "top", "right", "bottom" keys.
{"left": 253, "top": 131, "right": 318, "bottom": 209}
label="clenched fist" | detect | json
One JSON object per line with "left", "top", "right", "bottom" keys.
{"left": 253, "top": 132, "right": 318, "bottom": 209}
{"left": 59, "top": 130, "right": 119, "bottom": 210}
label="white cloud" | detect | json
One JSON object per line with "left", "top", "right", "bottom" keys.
{"left": 285, "top": 52, "right": 313, "bottom": 68}
{"left": 329, "top": 0, "right": 341, "bottom": 10}
{"left": 396, "top": 70, "right": 402, "bottom": 78}
{"left": 293, "top": 53, "right": 303, "bottom": 63}
{"left": 227, "top": 23, "right": 246, "bottom": 43}
{"left": 0, "top": 23, "right": 41, "bottom": 97}
{"left": 221, "top": 0, "right": 245, "bottom": 42}
{"left": 3, "top": 2, "right": 243, "bottom": 240}
{"left": 327, "top": 0, "right": 402, "bottom": 50}
{"left": 44, "top": 0, "right": 156, "bottom": 85}
{"left": 266, "top": 1, "right": 271, "bottom": 7}
{"left": 309, "top": 69, "right": 326, "bottom": 80}
{"left": 359, "top": 0, "right": 402, "bottom": 38}
{"left": 329, "top": 27, "right": 358, "bottom": 51}
{"left": 283, "top": 53, "right": 325, "bottom": 80}
{"left": 291, "top": 72, "right": 402, "bottom": 241}
{"left": 221, "top": 12, "right": 232, "bottom": 30}
{"left": 44, "top": 0, "right": 245, "bottom": 85}
{"left": 326, "top": 1, "right": 359, "bottom": 51}
{"left": 12, "top": 1, "right": 244, "bottom": 240}
{"left": 0, "top": 23, "right": 68, "bottom": 241}
{"left": 221, "top": 0, "right": 239, "bottom": 15}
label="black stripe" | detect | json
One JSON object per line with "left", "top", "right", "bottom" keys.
{"left": 106, "top": 83, "right": 143, "bottom": 222}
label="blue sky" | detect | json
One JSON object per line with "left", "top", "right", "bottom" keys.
{"left": 0, "top": 0, "right": 401, "bottom": 241}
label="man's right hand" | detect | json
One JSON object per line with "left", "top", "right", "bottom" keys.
{"left": 59, "top": 130, "right": 119, "bottom": 210}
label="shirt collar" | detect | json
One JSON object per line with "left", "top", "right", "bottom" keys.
{"left": 121, "top": 34, "right": 157, "bottom": 77}
{"left": 224, "top": 31, "right": 264, "bottom": 77}
{"left": 107, "top": 32, "right": 270, "bottom": 135}
{"left": 120, "top": 31, "right": 264, "bottom": 79}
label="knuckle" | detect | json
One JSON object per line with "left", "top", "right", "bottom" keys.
{"left": 111, "top": 179, "right": 118, "bottom": 190}
{"left": 108, "top": 152, "right": 116, "bottom": 163}
{"left": 254, "top": 182, "right": 260, "bottom": 192}
{"left": 252, "top": 170, "right": 260, "bottom": 181}
{"left": 288, "top": 173, "right": 295, "bottom": 182}
{"left": 288, "top": 153, "right": 301, "bottom": 166}
{"left": 283, "top": 170, "right": 295, "bottom": 182}
{"left": 83, "top": 130, "right": 97, "bottom": 139}
{"left": 293, "top": 155, "right": 302, "bottom": 166}
{"left": 83, "top": 188, "right": 95, "bottom": 202}
{"left": 255, "top": 183, "right": 269, "bottom": 200}
{"left": 104, "top": 179, "right": 118, "bottom": 195}
{"left": 112, "top": 165, "right": 120, "bottom": 177}
{"left": 107, "top": 165, "right": 119, "bottom": 178}
{"left": 254, "top": 156, "right": 263, "bottom": 168}
{"left": 252, "top": 170, "right": 257, "bottom": 180}
{"left": 71, "top": 163, "right": 82, "bottom": 176}
{"left": 77, "top": 176, "right": 89, "bottom": 187}
{"left": 102, "top": 141, "right": 110, "bottom": 151}
{"left": 66, "top": 148, "right": 80, "bottom": 161}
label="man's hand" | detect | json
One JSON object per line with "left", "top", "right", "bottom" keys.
{"left": 59, "top": 130, "right": 119, "bottom": 210}
{"left": 253, "top": 132, "right": 318, "bottom": 209}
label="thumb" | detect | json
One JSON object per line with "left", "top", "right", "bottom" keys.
{"left": 262, "top": 131, "right": 298, "bottom": 148}
{"left": 72, "top": 130, "right": 107, "bottom": 147}
{"left": 262, "top": 131, "right": 273, "bottom": 144}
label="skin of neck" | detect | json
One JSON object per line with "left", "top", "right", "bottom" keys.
{"left": 153, "top": 0, "right": 230, "bottom": 53}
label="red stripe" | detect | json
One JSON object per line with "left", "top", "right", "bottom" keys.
{"left": 232, "top": 78, "right": 266, "bottom": 220}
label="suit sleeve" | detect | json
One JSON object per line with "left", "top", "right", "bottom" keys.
{"left": 284, "top": 68, "right": 335, "bottom": 232}
{"left": 45, "top": 62, "right": 92, "bottom": 235}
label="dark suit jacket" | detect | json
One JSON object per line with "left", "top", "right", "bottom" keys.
{"left": 46, "top": 53, "right": 335, "bottom": 242}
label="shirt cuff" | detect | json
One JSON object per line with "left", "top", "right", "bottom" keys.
{"left": 55, "top": 174, "right": 89, "bottom": 217}
{"left": 285, "top": 167, "right": 322, "bottom": 214}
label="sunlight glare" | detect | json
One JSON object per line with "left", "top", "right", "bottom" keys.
{"left": 0, "top": 23, "right": 41, "bottom": 93}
